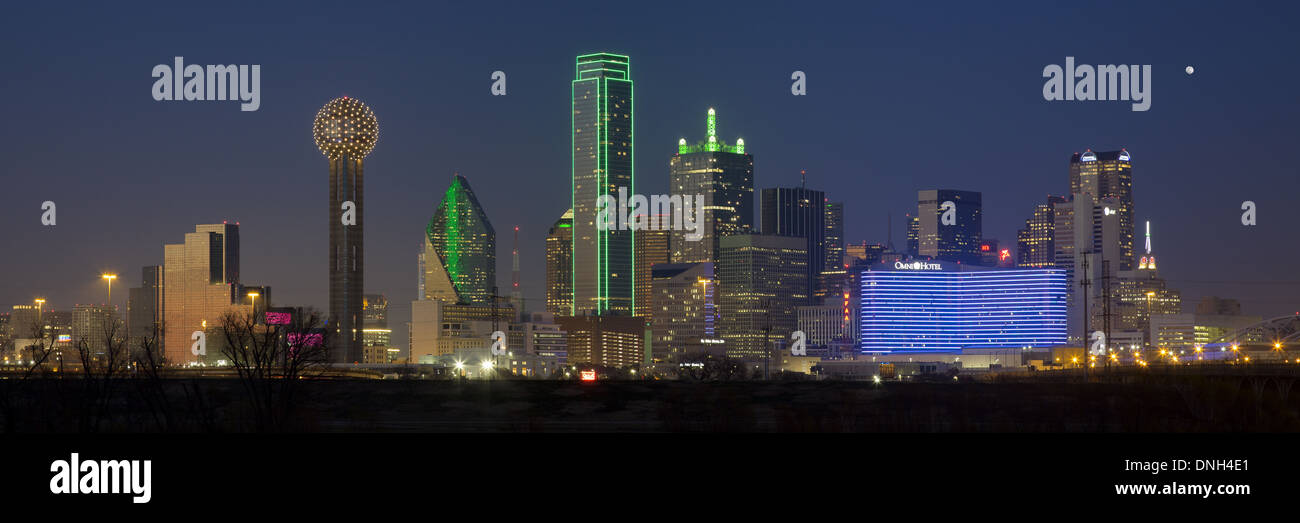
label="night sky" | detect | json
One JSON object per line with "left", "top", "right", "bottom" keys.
{"left": 3, "top": 1, "right": 1298, "bottom": 349}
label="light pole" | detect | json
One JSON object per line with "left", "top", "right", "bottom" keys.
{"left": 247, "top": 291, "right": 260, "bottom": 323}
{"left": 101, "top": 273, "right": 117, "bottom": 307}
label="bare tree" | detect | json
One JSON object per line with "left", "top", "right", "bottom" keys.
{"left": 218, "top": 308, "right": 329, "bottom": 431}
{"left": 67, "top": 318, "right": 131, "bottom": 432}
{"left": 128, "top": 329, "right": 220, "bottom": 433}
{"left": 0, "top": 320, "right": 57, "bottom": 432}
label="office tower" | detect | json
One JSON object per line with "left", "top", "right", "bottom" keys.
{"left": 1116, "top": 221, "right": 1181, "bottom": 348}
{"left": 361, "top": 294, "right": 389, "bottom": 346}
{"left": 717, "top": 234, "right": 808, "bottom": 360}
{"left": 1054, "top": 193, "right": 1126, "bottom": 344}
{"left": 649, "top": 262, "right": 717, "bottom": 363}
{"left": 127, "top": 266, "right": 162, "bottom": 348}
{"left": 634, "top": 225, "right": 670, "bottom": 317}
{"left": 427, "top": 173, "right": 497, "bottom": 305}
{"left": 546, "top": 209, "right": 574, "bottom": 316}
{"left": 846, "top": 242, "right": 886, "bottom": 265}
{"left": 9, "top": 304, "right": 42, "bottom": 340}
{"left": 906, "top": 215, "right": 919, "bottom": 257}
{"left": 817, "top": 201, "right": 846, "bottom": 297}
{"left": 557, "top": 315, "right": 646, "bottom": 368}
{"left": 797, "top": 300, "right": 855, "bottom": 349}
{"left": 1017, "top": 195, "right": 1067, "bottom": 268}
{"left": 1070, "top": 149, "right": 1134, "bottom": 270}
{"left": 760, "top": 184, "right": 825, "bottom": 299}
{"left": 1153, "top": 311, "right": 1262, "bottom": 354}
{"left": 162, "top": 223, "right": 241, "bottom": 364}
{"left": 315, "top": 96, "right": 379, "bottom": 364}
{"left": 71, "top": 304, "right": 120, "bottom": 357}
{"left": 669, "top": 108, "right": 754, "bottom": 264}
{"left": 409, "top": 301, "right": 515, "bottom": 364}
{"left": 916, "top": 189, "right": 982, "bottom": 265}
{"left": 361, "top": 294, "right": 393, "bottom": 363}
{"left": 572, "top": 53, "right": 633, "bottom": 316}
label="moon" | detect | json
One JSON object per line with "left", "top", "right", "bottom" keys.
{"left": 1185, "top": 65, "right": 1194, "bottom": 75}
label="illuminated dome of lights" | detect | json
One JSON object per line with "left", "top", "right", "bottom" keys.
{"left": 312, "top": 96, "right": 378, "bottom": 159}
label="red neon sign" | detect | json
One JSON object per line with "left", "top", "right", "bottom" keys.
{"left": 580, "top": 370, "right": 596, "bottom": 381}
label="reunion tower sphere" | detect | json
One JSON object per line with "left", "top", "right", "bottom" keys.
{"left": 312, "top": 96, "right": 378, "bottom": 159}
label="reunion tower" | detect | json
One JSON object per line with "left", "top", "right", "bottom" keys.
{"left": 313, "top": 96, "right": 378, "bottom": 364}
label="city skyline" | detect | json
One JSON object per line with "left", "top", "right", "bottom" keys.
{"left": 4, "top": 3, "right": 1300, "bottom": 352}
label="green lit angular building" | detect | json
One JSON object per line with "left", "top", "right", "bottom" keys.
{"left": 572, "top": 53, "right": 633, "bottom": 316}
{"left": 426, "top": 174, "right": 496, "bottom": 305}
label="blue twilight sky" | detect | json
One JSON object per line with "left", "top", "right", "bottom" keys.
{"left": 2, "top": 1, "right": 1298, "bottom": 348}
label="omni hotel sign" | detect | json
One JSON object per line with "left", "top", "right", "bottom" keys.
{"left": 894, "top": 261, "right": 943, "bottom": 271}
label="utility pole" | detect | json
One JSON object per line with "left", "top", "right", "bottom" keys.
{"left": 763, "top": 300, "right": 772, "bottom": 380}
{"left": 1102, "top": 260, "right": 1113, "bottom": 371}
{"left": 1079, "top": 251, "right": 1091, "bottom": 374}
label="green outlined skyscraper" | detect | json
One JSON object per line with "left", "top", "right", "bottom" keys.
{"left": 572, "top": 53, "right": 633, "bottom": 316}
{"left": 427, "top": 173, "right": 496, "bottom": 305}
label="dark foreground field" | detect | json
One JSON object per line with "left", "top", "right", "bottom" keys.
{"left": 4, "top": 370, "right": 1299, "bottom": 432}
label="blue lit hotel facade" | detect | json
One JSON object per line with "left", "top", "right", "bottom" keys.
{"left": 859, "top": 261, "right": 1067, "bottom": 353}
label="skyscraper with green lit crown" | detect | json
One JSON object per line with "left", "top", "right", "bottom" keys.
{"left": 572, "top": 53, "right": 633, "bottom": 316}
{"left": 427, "top": 174, "right": 496, "bottom": 305}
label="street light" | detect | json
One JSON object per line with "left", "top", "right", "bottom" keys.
{"left": 101, "top": 273, "right": 117, "bottom": 306}
{"left": 247, "top": 291, "right": 259, "bottom": 322}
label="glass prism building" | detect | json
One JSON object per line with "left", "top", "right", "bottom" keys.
{"left": 859, "top": 261, "right": 1067, "bottom": 352}
{"left": 426, "top": 174, "right": 496, "bottom": 305}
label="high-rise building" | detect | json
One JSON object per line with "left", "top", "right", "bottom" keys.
{"left": 760, "top": 184, "right": 825, "bottom": 299}
{"left": 669, "top": 108, "right": 754, "bottom": 264}
{"left": 571, "top": 53, "right": 633, "bottom": 316}
{"left": 797, "top": 300, "right": 855, "bottom": 349}
{"left": 846, "top": 242, "right": 886, "bottom": 265}
{"left": 545, "top": 209, "right": 574, "bottom": 316}
{"left": 426, "top": 174, "right": 497, "bottom": 305}
{"left": 361, "top": 293, "right": 390, "bottom": 347}
{"left": 126, "top": 265, "right": 162, "bottom": 347}
{"left": 557, "top": 315, "right": 646, "bottom": 368}
{"left": 906, "top": 215, "right": 919, "bottom": 257}
{"left": 916, "top": 189, "right": 982, "bottom": 265}
{"left": 1017, "top": 195, "right": 1067, "bottom": 268}
{"left": 717, "top": 234, "right": 808, "bottom": 360}
{"left": 1054, "top": 193, "right": 1127, "bottom": 344}
{"left": 818, "top": 201, "right": 846, "bottom": 298}
{"left": 314, "top": 96, "right": 379, "bottom": 364}
{"left": 634, "top": 224, "right": 670, "bottom": 317}
{"left": 162, "top": 223, "right": 242, "bottom": 364}
{"left": 1070, "top": 149, "right": 1134, "bottom": 270}
{"left": 1115, "top": 221, "right": 1181, "bottom": 348}
{"left": 9, "top": 304, "right": 42, "bottom": 340}
{"left": 71, "top": 304, "right": 120, "bottom": 357}
{"left": 649, "top": 262, "right": 717, "bottom": 363}
{"left": 409, "top": 301, "right": 515, "bottom": 364}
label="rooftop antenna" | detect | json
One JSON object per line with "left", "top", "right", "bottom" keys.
{"left": 800, "top": 169, "right": 806, "bottom": 189}
{"left": 512, "top": 225, "right": 522, "bottom": 320}
{"left": 886, "top": 213, "right": 893, "bottom": 251}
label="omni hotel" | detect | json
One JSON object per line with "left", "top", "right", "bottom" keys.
{"left": 859, "top": 261, "right": 1068, "bottom": 353}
